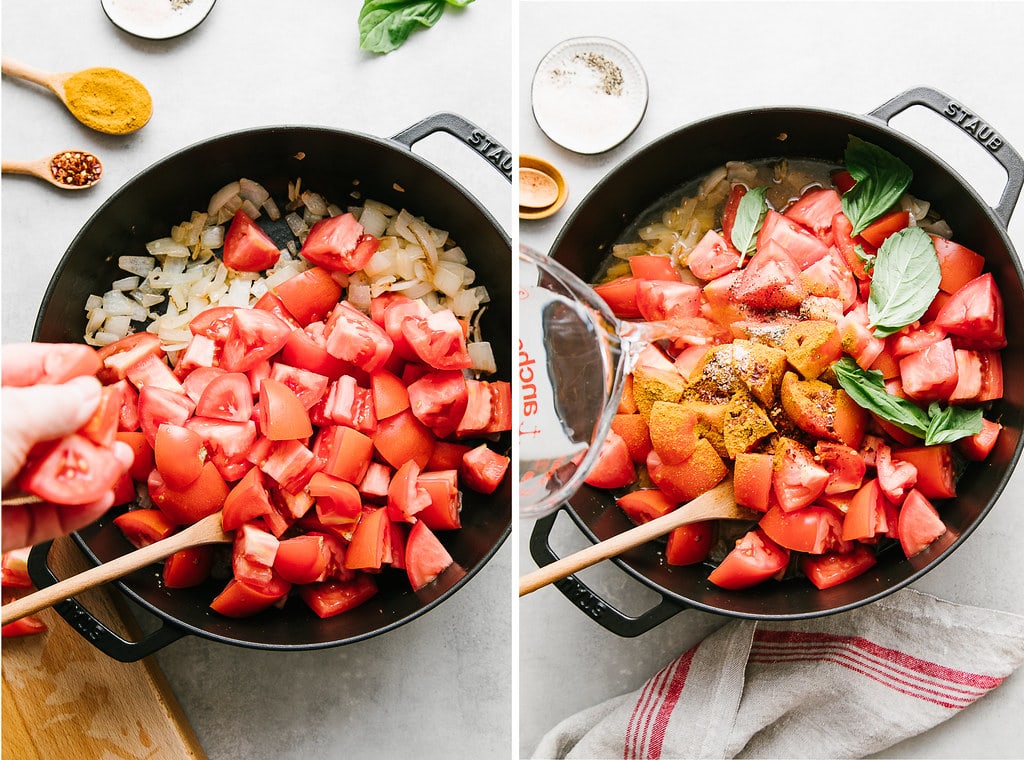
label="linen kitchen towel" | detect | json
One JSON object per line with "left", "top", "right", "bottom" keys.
{"left": 533, "top": 588, "right": 1024, "bottom": 759}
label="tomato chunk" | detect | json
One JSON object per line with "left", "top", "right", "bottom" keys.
{"left": 223, "top": 210, "right": 281, "bottom": 272}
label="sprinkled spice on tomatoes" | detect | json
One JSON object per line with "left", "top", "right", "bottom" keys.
{"left": 586, "top": 138, "right": 1005, "bottom": 591}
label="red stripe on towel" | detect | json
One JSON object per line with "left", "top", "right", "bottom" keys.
{"left": 646, "top": 644, "right": 698, "bottom": 759}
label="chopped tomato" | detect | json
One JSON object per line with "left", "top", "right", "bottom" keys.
{"left": 19, "top": 434, "right": 124, "bottom": 506}
{"left": 405, "top": 520, "right": 454, "bottom": 591}
{"left": 875, "top": 443, "right": 917, "bottom": 504}
{"left": 459, "top": 444, "right": 510, "bottom": 495}
{"left": 223, "top": 210, "right": 281, "bottom": 272}
{"left": 402, "top": 309, "right": 472, "bottom": 371}
{"left": 149, "top": 461, "right": 229, "bottom": 525}
{"left": 1, "top": 548, "right": 34, "bottom": 589}
{"left": 298, "top": 576, "right": 378, "bottom": 618}
{"left": 733, "top": 452, "right": 773, "bottom": 511}
{"left": 892, "top": 445, "right": 956, "bottom": 500}
{"left": 665, "top": 521, "right": 715, "bottom": 566}
{"left": 593, "top": 276, "right": 642, "bottom": 319}
{"left": 932, "top": 236, "right": 985, "bottom": 295}
{"left": 958, "top": 418, "right": 1002, "bottom": 462}
{"left": 687, "top": 230, "right": 738, "bottom": 281}
{"left": 163, "top": 546, "right": 213, "bottom": 589}
{"left": 859, "top": 210, "right": 910, "bottom": 248}
{"left": 707, "top": 529, "right": 790, "bottom": 590}
{"left": 324, "top": 301, "right": 394, "bottom": 372}
{"left": 300, "top": 213, "right": 380, "bottom": 273}
{"left": 273, "top": 535, "right": 330, "bottom": 585}
{"left": 373, "top": 409, "right": 436, "bottom": 470}
{"left": 407, "top": 370, "right": 468, "bottom": 439}
{"left": 415, "top": 470, "right": 462, "bottom": 531}
{"left": 815, "top": 441, "right": 866, "bottom": 495}
{"left": 2, "top": 615, "right": 48, "bottom": 637}
{"left": 935, "top": 273, "right": 1006, "bottom": 350}
{"left": 899, "top": 338, "right": 958, "bottom": 403}
{"left": 386, "top": 461, "right": 431, "bottom": 522}
{"left": 772, "top": 438, "right": 828, "bottom": 512}
{"left": 96, "top": 332, "right": 164, "bottom": 383}
{"left": 210, "top": 576, "right": 290, "bottom": 618}
{"left": 221, "top": 308, "right": 292, "bottom": 373}
{"left": 79, "top": 385, "right": 120, "bottom": 448}
{"left": 760, "top": 504, "right": 847, "bottom": 554}
{"left": 315, "top": 425, "right": 374, "bottom": 484}
{"left": 116, "top": 431, "right": 154, "bottom": 481}
{"left": 584, "top": 431, "right": 636, "bottom": 489}
{"left": 733, "top": 241, "right": 806, "bottom": 310}
{"left": 635, "top": 280, "right": 702, "bottom": 322}
{"left": 258, "top": 377, "right": 313, "bottom": 441}
{"left": 345, "top": 508, "right": 389, "bottom": 571}
{"left": 897, "top": 489, "right": 947, "bottom": 557}
{"left": 647, "top": 440, "right": 728, "bottom": 503}
{"left": 756, "top": 210, "right": 829, "bottom": 269}
{"left": 616, "top": 489, "right": 676, "bottom": 524}
{"left": 629, "top": 255, "right": 681, "bottom": 281}
{"left": 370, "top": 369, "right": 411, "bottom": 419}
{"left": 272, "top": 266, "right": 343, "bottom": 326}
{"left": 800, "top": 545, "right": 877, "bottom": 590}
{"left": 154, "top": 424, "right": 205, "bottom": 490}
{"left": 783, "top": 188, "right": 842, "bottom": 237}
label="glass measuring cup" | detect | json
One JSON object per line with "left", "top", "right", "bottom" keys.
{"left": 518, "top": 246, "right": 677, "bottom": 519}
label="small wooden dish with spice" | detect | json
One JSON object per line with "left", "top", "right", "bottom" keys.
{"left": 519, "top": 155, "right": 568, "bottom": 220}
{"left": 2, "top": 150, "right": 103, "bottom": 190}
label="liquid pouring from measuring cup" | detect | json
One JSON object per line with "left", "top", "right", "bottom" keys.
{"left": 518, "top": 246, "right": 679, "bottom": 519}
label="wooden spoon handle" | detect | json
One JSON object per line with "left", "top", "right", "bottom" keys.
{"left": 1, "top": 57, "right": 60, "bottom": 92}
{"left": 519, "top": 480, "right": 753, "bottom": 597}
{"left": 1, "top": 159, "right": 42, "bottom": 177}
{"left": 1, "top": 513, "right": 230, "bottom": 626}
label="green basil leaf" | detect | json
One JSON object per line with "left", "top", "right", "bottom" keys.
{"left": 833, "top": 358, "right": 929, "bottom": 438}
{"left": 841, "top": 136, "right": 913, "bottom": 235}
{"left": 359, "top": 0, "right": 446, "bottom": 54}
{"left": 868, "top": 226, "right": 941, "bottom": 337}
{"left": 924, "top": 403, "right": 985, "bottom": 446}
{"left": 730, "top": 186, "right": 768, "bottom": 264}
{"left": 447, "top": 0, "right": 475, "bottom": 6}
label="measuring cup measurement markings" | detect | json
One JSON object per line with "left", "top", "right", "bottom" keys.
{"left": 518, "top": 247, "right": 678, "bottom": 519}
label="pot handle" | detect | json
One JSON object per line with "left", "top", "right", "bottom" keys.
{"left": 27, "top": 541, "right": 185, "bottom": 663}
{"left": 529, "top": 511, "right": 687, "bottom": 637}
{"left": 391, "top": 112, "right": 513, "bottom": 182}
{"left": 870, "top": 86, "right": 1024, "bottom": 226}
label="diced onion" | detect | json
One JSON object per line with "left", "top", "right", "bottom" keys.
{"left": 468, "top": 341, "right": 497, "bottom": 374}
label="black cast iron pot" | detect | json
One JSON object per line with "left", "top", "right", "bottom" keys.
{"left": 28, "top": 113, "right": 512, "bottom": 661}
{"left": 532, "top": 87, "right": 1024, "bottom": 633}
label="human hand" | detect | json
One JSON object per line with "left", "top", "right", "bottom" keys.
{"left": 2, "top": 342, "right": 133, "bottom": 552}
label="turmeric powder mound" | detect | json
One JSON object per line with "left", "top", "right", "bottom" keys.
{"left": 723, "top": 390, "right": 777, "bottom": 459}
{"left": 781, "top": 320, "right": 842, "bottom": 379}
{"left": 687, "top": 341, "right": 787, "bottom": 407}
{"left": 647, "top": 401, "right": 699, "bottom": 464}
{"left": 63, "top": 67, "right": 152, "bottom": 135}
{"left": 631, "top": 366, "right": 685, "bottom": 420}
{"left": 676, "top": 397, "right": 729, "bottom": 458}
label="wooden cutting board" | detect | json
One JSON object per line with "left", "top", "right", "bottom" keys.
{"left": 2, "top": 536, "right": 206, "bottom": 760}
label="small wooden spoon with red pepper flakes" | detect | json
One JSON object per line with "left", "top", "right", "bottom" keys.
{"left": 2, "top": 150, "right": 103, "bottom": 190}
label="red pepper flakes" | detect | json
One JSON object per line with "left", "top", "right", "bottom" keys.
{"left": 49, "top": 151, "right": 103, "bottom": 187}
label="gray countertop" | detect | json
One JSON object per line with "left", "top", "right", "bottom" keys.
{"left": 2, "top": 2, "right": 511, "bottom": 759}
{"left": 519, "top": 2, "right": 1024, "bottom": 758}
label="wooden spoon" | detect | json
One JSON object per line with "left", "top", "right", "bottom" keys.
{"left": 1, "top": 57, "right": 152, "bottom": 134}
{"left": 2, "top": 150, "right": 103, "bottom": 189}
{"left": 0, "top": 511, "right": 231, "bottom": 626}
{"left": 519, "top": 167, "right": 560, "bottom": 209}
{"left": 519, "top": 480, "right": 756, "bottom": 596}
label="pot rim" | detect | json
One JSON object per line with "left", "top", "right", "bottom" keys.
{"left": 545, "top": 98, "right": 1024, "bottom": 622}
{"left": 32, "top": 121, "right": 512, "bottom": 652}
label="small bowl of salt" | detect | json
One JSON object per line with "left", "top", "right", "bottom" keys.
{"left": 531, "top": 37, "right": 648, "bottom": 155}
{"left": 101, "top": 0, "right": 217, "bottom": 41}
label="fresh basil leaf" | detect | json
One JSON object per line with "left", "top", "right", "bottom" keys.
{"left": 841, "top": 136, "right": 913, "bottom": 235}
{"left": 924, "top": 402, "right": 985, "bottom": 446}
{"left": 447, "top": 0, "right": 475, "bottom": 5}
{"left": 359, "top": 0, "right": 447, "bottom": 54}
{"left": 730, "top": 186, "right": 768, "bottom": 264}
{"left": 833, "top": 358, "right": 930, "bottom": 438}
{"left": 868, "top": 226, "right": 941, "bottom": 337}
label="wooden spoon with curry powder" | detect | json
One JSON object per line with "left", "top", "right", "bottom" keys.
{"left": 2, "top": 57, "right": 152, "bottom": 134}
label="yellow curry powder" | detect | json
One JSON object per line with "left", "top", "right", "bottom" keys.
{"left": 62, "top": 67, "right": 152, "bottom": 135}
